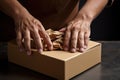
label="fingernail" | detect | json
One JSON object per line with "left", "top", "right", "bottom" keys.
{"left": 64, "top": 47, "right": 68, "bottom": 51}
{"left": 71, "top": 48, "right": 76, "bottom": 53}
{"left": 80, "top": 48, "right": 84, "bottom": 52}
{"left": 84, "top": 45, "right": 87, "bottom": 49}
{"left": 38, "top": 49, "right": 43, "bottom": 54}
{"left": 27, "top": 51, "right": 31, "bottom": 55}
{"left": 49, "top": 46, "right": 53, "bottom": 51}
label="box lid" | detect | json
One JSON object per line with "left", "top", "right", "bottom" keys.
{"left": 31, "top": 41, "right": 100, "bottom": 61}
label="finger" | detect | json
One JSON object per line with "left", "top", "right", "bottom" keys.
{"left": 63, "top": 25, "right": 72, "bottom": 51}
{"left": 78, "top": 31, "right": 85, "bottom": 52}
{"left": 84, "top": 31, "right": 90, "bottom": 48}
{"left": 23, "top": 28, "right": 31, "bottom": 55}
{"left": 37, "top": 22, "right": 53, "bottom": 51}
{"left": 39, "top": 31, "right": 53, "bottom": 51}
{"left": 70, "top": 27, "right": 79, "bottom": 53}
{"left": 32, "top": 28, "right": 43, "bottom": 54}
{"left": 16, "top": 30, "right": 24, "bottom": 52}
{"left": 59, "top": 27, "right": 66, "bottom": 32}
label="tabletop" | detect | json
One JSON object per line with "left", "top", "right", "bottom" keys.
{"left": 0, "top": 41, "right": 120, "bottom": 80}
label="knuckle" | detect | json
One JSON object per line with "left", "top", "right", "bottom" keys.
{"left": 32, "top": 26, "right": 36, "bottom": 30}
{"left": 48, "top": 42, "right": 53, "bottom": 47}
{"left": 24, "top": 36, "right": 30, "bottom": 40}
{"left": 72, "top": 36, "right": 77, "bottom": 40}
{"left": 71, "top": 43, "right": 76, "bottom": 48}
{"left": 35, "top": 36, "right": 40, "bottom": 40}
{"left": 44, "top": 34, "right": 49, "bottom": 39}
{"left": 72, "top": 27, "right": 77, "bottom": 31}
{"left": 71, "top": 41, "right": 76, "bottom": 47}
{"left": 63, "top": 43, "right": 68, "bottom": 48}
{"left": 85, "top": 32, "right": 90, "bottom": 38}
{"left": 66, "top": 26, "right": 71, "bottom": 31}
{"left": 22, "top": 26, "right": 27, "bottom": 31}
{"left": 79, "top": 31, "right": 83, "bottom": 35}
{"left": 79, "top": 40, "right": 84, "bottom": 46}
{"left": 85, "top": 35, "right": 89, "bottom": 39}
{"left": 38, "top": 21, "right": 42, "bottom": 25}
{"left": 72, "top": 25, "right": 79, "bottom": 30}
{"left": 79, "top": 36, "right": 84, "bottom": 40}
{"left": 32, "top": 26, "right": 37, "bottom": 32}
{"left": 79, "top": 27, "right": 84, "bottom": 31}
{"left": 71, "top": 46, "right": 76, "bottom": 49}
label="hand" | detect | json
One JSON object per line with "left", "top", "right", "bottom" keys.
{"left": 14, "top": 10, "right": 53, "bottom": 55}
{"left": 61, "top": 17, "right": 91, "bottom": 53}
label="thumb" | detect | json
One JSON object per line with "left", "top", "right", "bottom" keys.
{"left": 59, "top": 27, "right": 66, "bottom": 32}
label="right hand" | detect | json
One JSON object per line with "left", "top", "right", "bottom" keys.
{"left": 14, "top": 10, "right": 53, "bottom": 55}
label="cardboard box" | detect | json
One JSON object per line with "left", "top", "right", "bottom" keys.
{"left": 8, "top": 41, "right": 101, "bottom": 80}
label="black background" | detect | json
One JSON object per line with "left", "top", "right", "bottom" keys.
{"left": 90, "top": 0, "right": 120, "bottom": 41}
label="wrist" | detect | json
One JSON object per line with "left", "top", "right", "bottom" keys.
{"left": 75, "top": 12, "right": 94, "bottom": 22}
{"left": 12, "top": 7, "right": 28, "bottom": 20}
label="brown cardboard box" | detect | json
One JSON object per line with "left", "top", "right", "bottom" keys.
{"left": 8, "top": 41, "right": 101, "bottom": 80}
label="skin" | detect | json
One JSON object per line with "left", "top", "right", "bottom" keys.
{"left": 0, "top": 0, "right": 53, "bottom": 55}
{"left": 62, "top": 0, "right": 108, "bottom": 52}
{"left": 0, "top": 0, "right": 108, "bottom": 55}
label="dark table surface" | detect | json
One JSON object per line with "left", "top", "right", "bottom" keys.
{"left": 0, "top": 41, "right": 120, "bottom": 80}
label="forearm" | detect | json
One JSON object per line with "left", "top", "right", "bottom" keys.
{"left": 0, "top": 0, "right": 27, "bottom": 20}
{"left": 77, "top": 0, "right": 108, "bottom": 21}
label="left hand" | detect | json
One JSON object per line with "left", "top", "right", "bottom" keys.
{"left": 60, "top": 17, "right": 91, "bottom": 53}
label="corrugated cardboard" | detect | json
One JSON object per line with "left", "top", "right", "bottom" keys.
{"left": 8, "top": 41, "right": 101, "bottom": 80}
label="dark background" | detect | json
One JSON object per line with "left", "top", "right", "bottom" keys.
{"left": 0, "top": 0, "right": 120, "bottom": 41}
{"left": 91, "top": 0, "right": 120, "bottom": 41}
